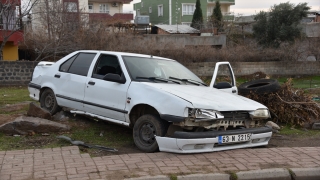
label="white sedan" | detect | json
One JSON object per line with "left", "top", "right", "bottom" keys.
{"left": 28, "top": 50, "right": 272, "bottom": 153}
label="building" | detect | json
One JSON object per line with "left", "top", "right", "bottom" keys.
{"left": 32, "top": 0, "right": 134, "bottom": 30}
{"left": 0, "top": 0, "right": 23, "bottom": 61}
{"left": 133, "top": 0, "right": 235, "bottom": 26}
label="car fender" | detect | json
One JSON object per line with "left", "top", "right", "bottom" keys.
{"left": 126, "top": 82, "right": 193, "bottom": 119}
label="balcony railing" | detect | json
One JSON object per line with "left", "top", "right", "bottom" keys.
{"left": 207, "top": 0, "right": 235, "bottom": 3}
{"left": 88, "top": 0, "right": 132, "bottom": 4}
{"left": 88, "top": 12, "right": 133, "bottom": 21}
{"left": 88, "top": 10, "right": 110, "bottom": 14}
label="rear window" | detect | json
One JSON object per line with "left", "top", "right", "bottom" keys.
{"left": 59, "top": 53, "right": 96, "bottom": 76}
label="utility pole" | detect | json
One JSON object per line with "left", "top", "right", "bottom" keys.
{"left": 176, "top": 0, "right": 179, "bottom": 33}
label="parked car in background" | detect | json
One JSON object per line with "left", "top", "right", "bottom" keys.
{"left": 28, "top": 50, "right": 272, "bottom": 153}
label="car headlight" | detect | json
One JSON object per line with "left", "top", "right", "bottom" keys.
{"left": 249, "top": 109, "right": 270, "bottom": 119}
{"left": 189, "top": 108, "right": 224, "bottom": 121}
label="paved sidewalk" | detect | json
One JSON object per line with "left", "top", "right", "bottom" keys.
{"left": 0, "top": 146, "right": 319, "bottom": 180}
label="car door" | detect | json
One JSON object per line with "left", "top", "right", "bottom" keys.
{"left": 209, "top": 62, "right": 238, "bottom": 94}
{"left": 83, "top": 54, "right": 130, "bottom": 121}
{"left": 54, "top": 52, "right": 97, "bottom": 111}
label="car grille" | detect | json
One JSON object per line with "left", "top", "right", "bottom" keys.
{"left": 220, "top": 111, "right": 250, "bottom": 121}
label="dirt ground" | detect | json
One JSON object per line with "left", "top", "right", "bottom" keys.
{"left": 0, "top": 103, "right": 320, "bottom": 156}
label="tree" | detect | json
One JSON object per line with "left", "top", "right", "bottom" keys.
{"left": 25, "top": 0, "right": 86, "bottom": 61}
{"left": 191, "top": 0, "right": 203, "bottom": 30}
{"left": 253, "top": 2, "right": 310, "bottom": 48}
{"left": 211, "top": 0, "right": 223, "bottom": 30}
{"left": 0, "top": 0, "right": 37, "bottom": 60}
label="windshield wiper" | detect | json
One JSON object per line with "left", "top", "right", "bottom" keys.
{"left": 169, "top": 76, "right": 207, "bottom": 86}
{"left": 136, "top": 77, "right": 169, "bottom": 83}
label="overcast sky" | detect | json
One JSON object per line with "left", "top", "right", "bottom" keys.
{"left": 124, "top": 0, "right": 320, "bottom": 15}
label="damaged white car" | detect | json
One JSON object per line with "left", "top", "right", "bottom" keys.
{"left": 28, "top": 50, "right": 272, "bottom": 153}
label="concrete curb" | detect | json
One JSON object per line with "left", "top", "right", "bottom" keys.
{"left": 290, "top": 167, "right": 320, "bottom": 180}
{"left": 236, "top": 168, "right": 291, "bottom": 180}
{"left": 177, "top": 173, "right": 230, "bottom": 180}
{"left": 125, "top": 168, "right": 320, "bottom": 180}
{"left": 126, "top": 175, "right": 170, "bottom": 180}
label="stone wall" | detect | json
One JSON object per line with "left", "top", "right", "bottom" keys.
{"left": 0, "top": 61, "right": 38, "bottom": 86}
{"left": 1, "top": 61, "right": 320, "bottom": 86}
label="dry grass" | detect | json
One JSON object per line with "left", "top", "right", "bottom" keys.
{"left": 24, "top": 18, "right": 319, "bottom": 63}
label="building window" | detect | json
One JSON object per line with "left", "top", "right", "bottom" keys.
{"left": 149, "top": 7, "right": 152, "bottom": 13}
{"left": 137, "top": 9, "right": 140, "bottom": 16}
{"left": 141, "top": 2, "right": 143, "bottom": 7}
{"left": 182, "top": 4, "right": 195, "bottom": 15}
{"left": 99, "top": 4, "right": 109, "bottom": 13}
{"left": 158, "top": 5, "right": 163, "bottom": 17}
{"left": 88, "top": 3, "right": 93, "bottom": 13}
{"left": 64, "top": 2, "right": 78, "bottom": 12}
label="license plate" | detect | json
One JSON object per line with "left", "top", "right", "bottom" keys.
{"left": 218, "top": 133, "right": 252, "bottom": 144}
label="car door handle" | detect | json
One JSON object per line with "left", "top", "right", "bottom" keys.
{"left": 54, "top": 74, "right": 61, "bottom": 78}
{"left": 88, "top": 81, "right": 95, "bottom": 85}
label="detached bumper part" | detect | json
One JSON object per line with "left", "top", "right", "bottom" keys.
{"left": 155, "top": 126, "right": 272, "bottom": 153}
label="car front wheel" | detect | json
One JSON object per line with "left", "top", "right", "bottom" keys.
{"left": 133, "top": 114, "right": 167, "bottom": 153}
{"left": 40, "top": 89, "right": 60, "bottom": 115}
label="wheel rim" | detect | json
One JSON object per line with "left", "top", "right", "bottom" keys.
{"left": 139, "top": 122, "right": 156, "bottom": 145}
{"left": 44, "top": 93, "right": 54, "bottom": 111}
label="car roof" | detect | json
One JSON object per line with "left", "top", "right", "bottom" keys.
{"left": 75, "top": 50, "right": 175, "bottom": 62}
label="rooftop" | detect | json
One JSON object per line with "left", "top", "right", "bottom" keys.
{"left": 155, "top": 25, "right": 200, "bottom": 34}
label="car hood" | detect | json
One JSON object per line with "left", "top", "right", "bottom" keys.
{"left": 143, "top": 83, "right": 267, "bottom": 111}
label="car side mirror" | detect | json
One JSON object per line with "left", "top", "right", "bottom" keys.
{"left": 213, "top": 82, "right": 232, "bottom": 89}
{"left": 103, "top": 73, "right": 126, "bottom": 84}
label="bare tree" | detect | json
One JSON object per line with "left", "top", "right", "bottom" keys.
{"left": 25, "top": 0, "right": 86, "bottom": 61}
{"left": 0, "top": 0, "right": 37, "bottom": 60}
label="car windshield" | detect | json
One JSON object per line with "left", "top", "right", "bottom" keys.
{"left": 122, "top": 56, "right": 203, "bottom": 84}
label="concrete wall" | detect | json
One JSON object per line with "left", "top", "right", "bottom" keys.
{"left": 302, "top": 23, "right": 320, "bottom": 37}
{"left": 2, "top": 61, "right": 320, "bottom": 86}
{"left": 142, "top": 34, "right": 226, "bottom": 48}
{"left": 186, "top": 61, "right": 320, "bottom": 77}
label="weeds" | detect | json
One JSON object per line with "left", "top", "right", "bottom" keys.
{"left": 0, "top": 86, "right": 31, "bottom": 107}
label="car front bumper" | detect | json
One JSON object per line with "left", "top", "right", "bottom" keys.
{"left": 156, "top": 126, "right": 272, "bottom": 153}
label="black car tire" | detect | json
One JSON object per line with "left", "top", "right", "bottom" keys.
{"left": 238, "top": 79, "right": 281, "bottom": 95}
{"left": 40, "top": 88, "right": 61, "bottom": 115}
{"left": 133, "top": 114, "right": 167, "bottom": 153}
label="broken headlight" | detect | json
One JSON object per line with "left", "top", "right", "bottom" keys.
{"left": 188, "top": 108, "right": 224, "bottom": 121}
{"left": 249, "top": 109, "right": 270, "bottom": 119}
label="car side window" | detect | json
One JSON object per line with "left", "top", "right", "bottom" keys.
{"left": 67, "top": 53, "right": 96, "bottom": 76}
{"left": 59, "top": 54, "right": 77, "bottom": 72}
{"left": 214, "top": 64, "right": 234, "bottom": 86}
{"left": 92, "top": 54, "right": 122, "bottom": 79}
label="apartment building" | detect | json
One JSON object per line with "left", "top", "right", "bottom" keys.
{"left": 133, "top": 0, "right": 235, "bottom": 25}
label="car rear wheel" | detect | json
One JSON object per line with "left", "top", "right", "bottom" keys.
{"left": 133, "top": 114, "right": 167, "bottom": 153}
{"left": 40, "top": 89, "right": 60, "bottom": 115}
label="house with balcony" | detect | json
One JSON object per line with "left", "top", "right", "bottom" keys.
{"left": 32, "top": 0, "right": 134, "bottom": 30}
{"left": 81, "top": 0, "right": 134, "bottom": 22}
{"left": 0, "top": 0, "right": 23, "bottom": 61}
{"left": 133, "top": 0, "right": 234, "bottom": 26}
